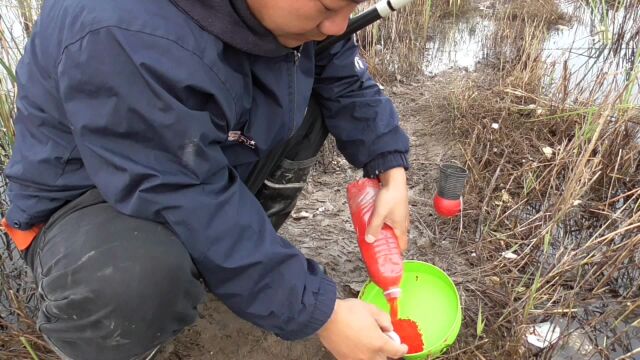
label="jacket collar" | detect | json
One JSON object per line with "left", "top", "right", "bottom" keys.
{"left": 170, "top": 0, "right": 291, "bottom": 57}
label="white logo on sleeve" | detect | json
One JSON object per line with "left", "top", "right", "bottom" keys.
{"left": 354, "top": 55, "right": 365, "bottom": 71}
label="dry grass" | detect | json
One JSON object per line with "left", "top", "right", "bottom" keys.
{"left": 433, "top": 1, "right": 640, "bottom": 358}
{"left": 356, "top": 0, "right": 473, "bottom": 84}
{"left": 501, "top": 0, "right": 570, "bottom": 26}
{"left": 445, "top": 74, "right": 639, "bottom": 357}
{"left": 357, "top": 0, "right": 432, "bottom": 83}
{"left": 0, "top": 269, "right": 55, "bottom": 359}
{"left": 431, "top": 0, "right": 475, "bottom": 19}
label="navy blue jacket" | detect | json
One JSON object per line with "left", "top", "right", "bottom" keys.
{"left": 5, "top": 0, "right": 409, "bottom": 339}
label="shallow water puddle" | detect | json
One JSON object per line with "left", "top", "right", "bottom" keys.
{"left": 543, "top": 1, "right": 640, "bottom": 102}
{"left": 423, "top": 1, "right": 639, "bottom": 102}
{"left": 423, "top": 14, "right": 493, "bottom": 75}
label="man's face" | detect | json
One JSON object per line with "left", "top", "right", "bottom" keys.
{"left": 246, "top": 0, "right": 362, "bottom": 48}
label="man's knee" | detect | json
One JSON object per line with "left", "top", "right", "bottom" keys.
{"left": 31, "top": 199, "right": 204, "bottom": 359}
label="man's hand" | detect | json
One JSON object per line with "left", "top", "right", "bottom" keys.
{"left": 365, "top": 167, "right": 410, "bottom": 252}
{"left": 318, "top": 299, "right": 408, "bottom": 360}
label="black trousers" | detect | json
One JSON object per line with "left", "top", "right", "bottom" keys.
{"left": 23, "top": 99, "right": 328, "bottom": 360}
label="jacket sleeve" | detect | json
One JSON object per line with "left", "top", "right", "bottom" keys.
{"left": 56, "top": 27, "right": 336, "bottom": 340}
{"left": 313, "top": 37, "right": 410, "bottom": 178}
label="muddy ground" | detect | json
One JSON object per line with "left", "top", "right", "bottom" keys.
{"left": 156, "top": 72, "right": 478, "bottom": 360}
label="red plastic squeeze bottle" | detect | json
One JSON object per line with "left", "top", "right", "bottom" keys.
{"left": 347, "top": 178, "right": 403, "bottom": 303}
{"left": 348, "top": 179, "right": 425, "bottom": 355}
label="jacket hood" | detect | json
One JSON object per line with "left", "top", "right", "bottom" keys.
{"left": 170, "top": 0, "right": 291, "bottom": 57}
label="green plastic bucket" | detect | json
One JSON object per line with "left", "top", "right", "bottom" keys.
{"left": 358, "top": 261, "right": 462, "bottom": 359}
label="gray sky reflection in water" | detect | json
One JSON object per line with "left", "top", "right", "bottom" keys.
{"left": 422, "top": 1, "right": 639, "bottom": 104}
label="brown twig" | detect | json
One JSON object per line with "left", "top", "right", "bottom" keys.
{"left": 475, "top": 153, "right": 507, "bottom": 243}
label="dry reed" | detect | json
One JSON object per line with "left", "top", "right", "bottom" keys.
{"left": 437, "top": 1, "right": 640, "bottom": 357}
{"left": 356, "top": 0, "right": 473, "bottom": 84}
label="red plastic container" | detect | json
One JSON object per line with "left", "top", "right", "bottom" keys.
{"left": 433, "top": 195, "right": 462, "bottom": 218}
{"left": 347, "top": 179, "right": 403, "bottom": 300}
{"left": 434, "top": 162, "right": 467, "bottom": 218}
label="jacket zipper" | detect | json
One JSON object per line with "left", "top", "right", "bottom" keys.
{"left": 289, "top": 45, "right": 302, "bottom": 138}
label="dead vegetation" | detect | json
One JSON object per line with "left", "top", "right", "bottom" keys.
{"left": 357, "top": 0, "right": 477, "bottom": 83}
{"left": 0, "top": 280, "right": 55, "bottom": 360}
{"left": 501, "top": 0, "right": 570, "bottom": 26}
{"left": 442, "top": 75, "right": 640, "bottom": 358}
{"left": 428, "top": 1, "right": 640, "bottom": 358}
